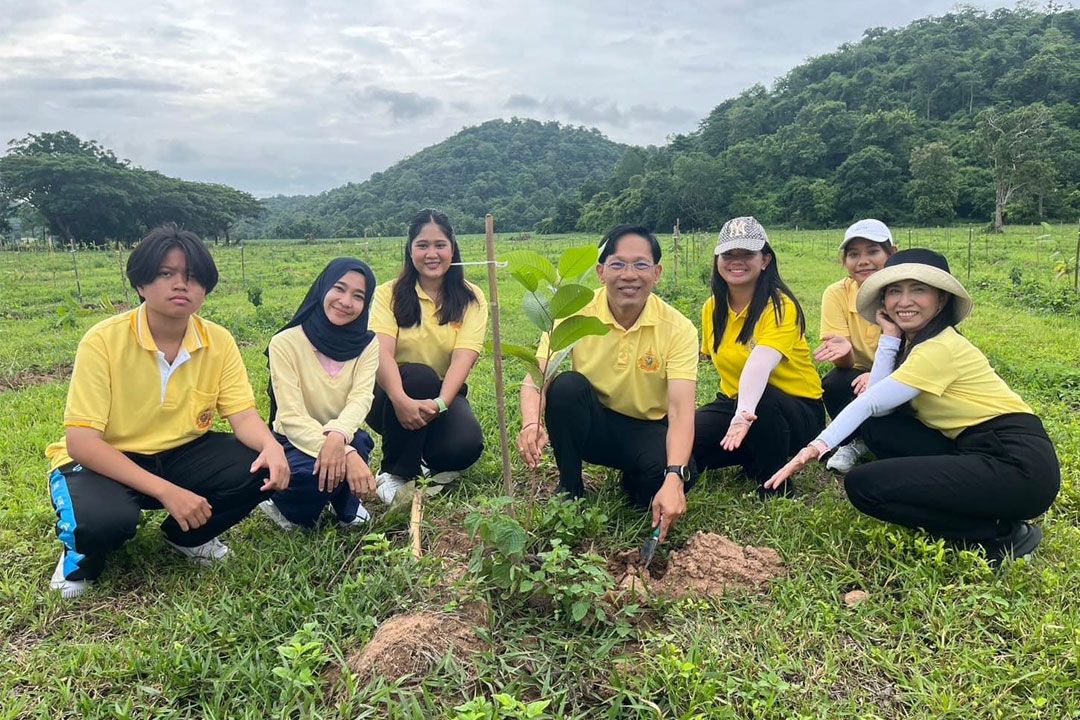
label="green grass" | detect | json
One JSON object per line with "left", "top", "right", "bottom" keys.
{"left": 1, "top": 226, "right": 1078, "bottom": 718}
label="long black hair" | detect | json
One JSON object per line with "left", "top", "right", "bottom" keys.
{"left": 391, "top": 209, "right": 477, "bottom": 328}
{"left": 710, "top": 242, "right": 806, "bottom": 351}
{"left": 894, "top": 293, "right": 958, "bottom": 365}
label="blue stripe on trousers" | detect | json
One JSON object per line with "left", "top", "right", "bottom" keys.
{"left": 49, "top": 467, "right": 86, "bottom": 578}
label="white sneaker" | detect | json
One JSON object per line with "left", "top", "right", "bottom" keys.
{"left": 50, "top": 553, "right": 89, "bottom": 599}
{"left": 375, "top": 472, "right": 409, "bottom": 505}
{"left": 164, "top": 536, "right": 231, "bottom": 566}
{"left": 423, "top": 470, "right": 460, "bottom": 496}
{"left": 826, "top": 439, "right": 868, "bottom": 474}
{"left": 257, "top": 499, "right": 298, "bottom": 532}
{"left": 337, "top": 502, "right": 371, "bottom": 529}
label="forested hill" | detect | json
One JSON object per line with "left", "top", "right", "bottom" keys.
{"left": 240, "top": 119, "right": 625, "bottom": 238}
{"left": 570, "top": 7, "right": 1080, "bottom": 232}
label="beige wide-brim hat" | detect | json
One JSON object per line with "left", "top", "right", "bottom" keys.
{"left": 856, "top": 248, "right": 973, "bottom": 325}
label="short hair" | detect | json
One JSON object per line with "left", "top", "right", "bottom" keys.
{"left": 126, "top": 224, "right": 219, "bottom": 296}
{"left": 598, "top": 224, "right": 662, "bottom": 264}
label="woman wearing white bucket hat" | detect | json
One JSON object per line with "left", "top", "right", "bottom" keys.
{"left": 765, "top": 249, "right": 1060, "bottom": 565}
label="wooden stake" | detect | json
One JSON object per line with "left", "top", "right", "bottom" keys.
{"left": 484, "top": 214, "right": 513, "bottom": 497}
{"left": 409, "top": 491, "right": 423, "bottom": 559}
{"left": 240, "top": 242, "right": 246, "bottom": 286}
{"left": 1073, "top": 218, "right": 1079, "bottom": 292}
{"left": 69, "top": 239, "right": 83, "bottom": 303}
{"left": 967, "top": 228, "right": 973, "bottom": 283}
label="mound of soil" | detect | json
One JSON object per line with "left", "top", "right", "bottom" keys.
{"left": 345, "top": 608, "right": 487, "bottom": 682}
{"left": 609, "top": 532, "right": 785, "bottom": 601}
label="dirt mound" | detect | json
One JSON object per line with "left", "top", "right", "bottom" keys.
{"left": 345, "top": 609, "right": 487, "bottom": 682}
{"left": 609, "top": 532, "right": 784, "bottom": 601}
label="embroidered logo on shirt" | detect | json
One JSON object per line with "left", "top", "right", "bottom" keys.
{"left": 637, "top": 348, "right": 662, "bottom": 373}
{"left": 450, "top": 321, "right": 462, "bottom": 330}
{"left": 196, "top": 409, "right": 213, "bottom": 430}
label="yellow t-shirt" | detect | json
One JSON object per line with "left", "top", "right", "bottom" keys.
{"left": 890, "top": 327, "right": 1032, "bottom": 439}
{"left": 369, "top": 279, "right": 487, "bottom": 378}
{"left": 537, "top": 288, "right": 698, "bottom": 421}
{"left": 45, "top": 305, "right": 256, "bottom": 470}
{"left": 267, "top": 326, "right": 380, "bottom": 457}
{"left": 820, "top": 277, "right": 881, "bottom": 371}
{"left": 701, "top": 294, "right": 823, "bottom": 400}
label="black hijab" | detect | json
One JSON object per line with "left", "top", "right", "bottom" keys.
{"left": 267, "top": 257, "right": 377, "bottom": 423}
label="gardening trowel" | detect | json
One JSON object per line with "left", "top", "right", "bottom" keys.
{"left": 639, "top": 522, "right": 662, "bottom": 570}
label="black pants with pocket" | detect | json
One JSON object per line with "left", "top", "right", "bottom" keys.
{"left": 49, "top": 431, "right": 270, "bottom": 582}
{"left": 693, "top": 385, "right": 826, "bottom": 495}
{"left": 544, "top": 371, "right": 697, "bottom": 508}
{"left": 366, "top": 363, "right": 484, "bottom": 479}
{"left": 845, "top": 412, "right": 1060, "bottom": 545}
{"left": 821, "top": 367, "right": 868, "bottom": 446}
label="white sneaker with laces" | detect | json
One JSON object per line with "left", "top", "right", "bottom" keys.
{"left": 165, "top": 536, "right": 231, "bottom": 566}
{"left": 257, "top": 499, "right": 298, "bottom": 532}
{"left": 337, "top": 502, "right": 372, "bottom": 529}
{"left": 50, "top": 553, "right": 89, "bottom": 599}
{"left": 375, "top": 472, "right": 409, "bottom": 505}
{"left": 826, "top": 439, "right": 868, "bottom": 474}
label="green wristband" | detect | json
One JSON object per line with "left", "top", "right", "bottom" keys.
{"left": 434, "top": 397, "right": 448, "bottom": 414}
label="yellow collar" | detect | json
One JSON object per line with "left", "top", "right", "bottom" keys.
{"left": 131, "top": 304, "right": 208, "bottom": 353}
{"left": 596, "top": 288, "right": 658, "bottom": 332}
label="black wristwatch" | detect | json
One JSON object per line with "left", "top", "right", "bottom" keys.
{"left": 664, "top": 465, "right": 690, "bottom": 483}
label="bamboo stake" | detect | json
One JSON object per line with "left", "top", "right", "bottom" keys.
{"left": 240, "top": 242, "right": 247, "bottom": 286}
{"left": 484, "top": 214, "right": 513, "bottom": 496}
{"left": 69, "top": 239, "right": 83, "bottom": 303}
{"left": 409, "top": 491, "right": 423, "bottom": 559}
{"left": 967, "top": 228, "right": 973, "bottom": 283}
{"left": 1073, "top": 218, "right": 1079, "bottom": 292}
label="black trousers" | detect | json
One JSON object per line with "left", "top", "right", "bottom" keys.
{"left": 846, "top": 412, "right": 1060, "bottom": 545}
{"left": 693, "top": 385, "right": 825, "bottom": 494}
{"left": 367, "top": 363, "right": 484, "bottom": 479}
{"left": 544, "top": 371, "right": 697, "bottom": 508}
{"left": 821, "top": 367, "right": 867, "bottom": 446}
{"left": 48, "top": 432, "right": 270, "bottom": 582}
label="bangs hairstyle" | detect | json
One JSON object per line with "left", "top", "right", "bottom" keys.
{"left": 893, "top": 292, "right": 959, "bottom": 365}
{"left": 126, "top": 224, "right": 219, "bottom": 297}
{"left": 842, "top": 238, "right": 895, "bottom": 259}
{"left": 598, "top": 224, "right": 662, "bottom": 264}
{"left": 391, "top": 209, "right": 477, "bottom": 328}
{"left": 711, "top": 242, "right": 806, "bottom": 351}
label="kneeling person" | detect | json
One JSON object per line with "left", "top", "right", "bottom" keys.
{"left": 517, "top": 225, "right": 698, "bottom": 540}
{"left": 46, "top": 225, "right": 290, "bottom": 599}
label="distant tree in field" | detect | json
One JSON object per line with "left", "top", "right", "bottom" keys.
{"left": 836, "top": 147, "right": 903, "bottom": 221}
{"left": 978, "top": 104, "right": 1053, "bottom": 231}
{"left": 908, "top": 142, "right": 960, "bottom": 224}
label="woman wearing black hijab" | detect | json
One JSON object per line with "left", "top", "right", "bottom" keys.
{"left": 258, "top": 258, "right": 380, "bottom": 530}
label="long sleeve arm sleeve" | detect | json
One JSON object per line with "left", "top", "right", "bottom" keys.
{"left": 868, "top": 335, "right": 902, "bottom": 387}
{"left": 267, "top": 340, "right": 329, "bottom": 457}
{"left": 815, "top": 376, "right": 921, "bottom": 451}
{"left": 735, "top": 345, "right": 783, "bottom": 417}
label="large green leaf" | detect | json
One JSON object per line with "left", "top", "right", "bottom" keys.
{"left": 542, "top": 346, "right": 574, "bottom": 383}
{"left": 550, "top": 315, "right": 610, "bottom": 352}
{"left": 493, "top": 341, "right": 544, "bottom": 387}
{"left": 523, "top": 290, "right": 553, "bottom": 333}
{"left": 548, "top": 283, "right": 593, "bottom": 319}
{"left": 511, "top": 268, "right": 539, "bottom": 292}
{"left": 558, "top": 244, "right": 599, "bottom": 282}
{"left": 503, "top": 250, "right": 557, "bottom": 287}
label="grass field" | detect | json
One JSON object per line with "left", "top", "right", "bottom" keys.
{"left": 1, "top": 225, "right": 1078, "bottom": 719}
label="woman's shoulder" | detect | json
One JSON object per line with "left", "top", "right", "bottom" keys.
{"left": 269, "top": 325, "right": 305, "bottom": 349}
{"left": 464, "top": 280, "right": 486, "bottom": 302}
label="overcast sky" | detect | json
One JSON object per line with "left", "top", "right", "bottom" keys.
{"left": 1, "top": 0, "right": 1015, "bottom": 197}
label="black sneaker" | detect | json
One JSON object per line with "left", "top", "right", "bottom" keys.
{"left": 554, "top": 482, "right": 584, "bottom": 500}
{"left": 986, "top": 522, "right": 1043, "bottom": 567}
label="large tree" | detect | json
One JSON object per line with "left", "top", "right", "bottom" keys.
{"left": 978, "top": 104, "right": 1053, "bottom": 231}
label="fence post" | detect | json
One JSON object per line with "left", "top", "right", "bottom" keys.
{"left": 967, "top": 228, "right": 973, "bottom": 284}
{"left": 70, "top": 238, "right": 83, "bottom": 304}
{"left": 484, "top": 214, "right": 513, "bottom": 497}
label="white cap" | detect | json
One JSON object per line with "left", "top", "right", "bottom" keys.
{"left": 841, "top": 219, "right": 894, "bottom": 251}
{"left": 715, "top": 216, "right": 768, "bottom": 255}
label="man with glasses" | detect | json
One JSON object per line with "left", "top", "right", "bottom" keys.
{"left": 516, "top": 224, "right": 698, "bottom": 541}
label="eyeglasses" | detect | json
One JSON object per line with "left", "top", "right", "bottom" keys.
{"left": 604, "top": 260, "right": 656, "bottom": 273}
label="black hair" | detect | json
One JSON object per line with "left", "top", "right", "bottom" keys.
{"left": 126, "top": 224, "right": 219, "bottom": 298}
{"left": 391, "top": 209, "right": 477, "bottom": 328}
{"left": 710, "top": 242, "right": 806, "bottom": 351}
{"left": 841, "top": 238, "right": 895, "bottom": 259}
{"left": 598, "top": 224, "right": 662, "bottom": 264}
{"left": 893, "top": 293, "right": 959, "bottom": 365}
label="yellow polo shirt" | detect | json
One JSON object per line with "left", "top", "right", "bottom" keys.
{"left": 45, "top": 305, "right": 256, "bottom": 470}
{"left": 370, "top": 280, "right": 487, "bottom": 378}
{"left": 820, "top": 277, "right": 881, "bottom": 371}
{"left": 702, "top": 294, "right": 823, "bottom": 400}
{"left": 537, "top": 288, "right": 698, "bottom": 421}
{"left": 890, "top": 327, "right": 1032, "bottom": 439}
{"left": 268, "top": 326, "right": 379, "bottom": 457}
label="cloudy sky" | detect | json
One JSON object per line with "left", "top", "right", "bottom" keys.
{"left": 1, "top": 0, "right": 1013, "bottom": 197}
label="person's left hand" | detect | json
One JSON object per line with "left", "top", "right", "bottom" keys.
{"left": 314, "top": 433, "right": 347, "bottom": 492}
{"left": 650, "top": 475, "right": 687, "bottom": 542}
{"left": 762, "top": 442, "right": 824, "bottom": 491}
{"left": 720, "top": 410, "right": 756, "bottom": 451}
{"left": 851, "top": 372, "right": 871, "bottom": 396}
{"left": 813, "top": 334, "right": 853, "bottom": 364}
{"left": 252, "top": 440, "right": 291, "bottom": 491}
{"left": 345, "top": 453, "right": 376, "bottom": 499}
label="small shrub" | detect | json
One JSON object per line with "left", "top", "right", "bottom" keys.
{"left": 246, "top": 285, "right": 263, "bottom": 307}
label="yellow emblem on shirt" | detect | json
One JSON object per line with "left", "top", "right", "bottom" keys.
{"left": 637, "top": 348, "right": 662, "bottom": 373}
{"left": 196, "top": 409, "right": 213, "bottom": 430}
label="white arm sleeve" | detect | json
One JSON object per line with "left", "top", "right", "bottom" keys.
{"left": 735, "top": 346, "right": 783, "bottom": 417}
{"left": 815, "top": 376, "right": 921, "bottom": 452}
{"left": 868, "top": 335, "right": 902, "bottom": 386}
